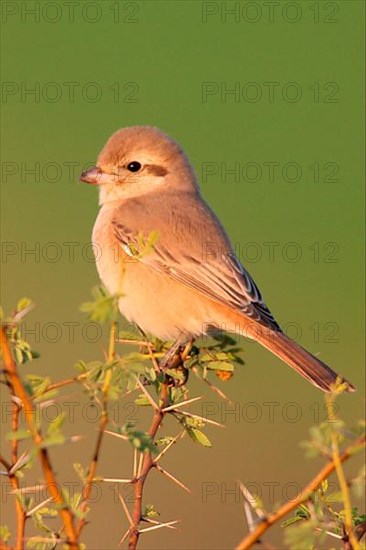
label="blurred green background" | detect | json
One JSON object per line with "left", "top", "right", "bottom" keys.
{"left": 1, "top": 1, "right": 364, "bottom": 548}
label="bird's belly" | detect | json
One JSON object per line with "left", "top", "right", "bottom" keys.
{"left": 120, "top": 263, "right": 211, "bottom": 340}
{"left": 120, "top": 266, "right": 259, "bottom": 341}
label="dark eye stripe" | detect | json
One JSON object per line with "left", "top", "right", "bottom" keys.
{"left": 145, "top": 164, "right": 168, "bottom": 177}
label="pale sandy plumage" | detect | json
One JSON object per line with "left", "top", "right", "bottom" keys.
{"left": 80, "top": 126, "right": 355, "bottom": 393}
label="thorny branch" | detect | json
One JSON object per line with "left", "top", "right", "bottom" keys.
{"left": 2, "top": 301, "right": 363, "bottom": 550}
{"left": 76, "top": 321, "right": 117, "bottom": 538}
{"left": 127, "top": 343, "right": 192, "bottom": 550}
{"left": 1, "top": 325, "right": 80, "bottom": 550}
{"left": 128, "top": 382, "right": 170, "bottom": 550}
{"left": 236, "top": 435, "right": 366, "bottom": 550}
{"left": 325, "top": 391, "right": 361, "bottom": 550}
{"left": 1, "top": 368, "right": 26, "bottom": 550}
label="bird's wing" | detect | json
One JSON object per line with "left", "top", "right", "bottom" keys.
{"left": 112, "top": 196, "right": 281, "bottom": 332}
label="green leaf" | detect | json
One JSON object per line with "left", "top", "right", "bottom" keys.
{"left": 143, "top": 366, "right": 157, "bottom": 383}
{"left": 41, "top": 432, "right": 65, "bottom": 448}
{"left": 320, "top": 479, "right": 328, "bottom": 493}
{"left": 215, "top": 352, "right": 230, "bottom": 360}
{"left": 211, "top": 333, "right": 237, "bottom": 346}
{"left": 80, "top": 285, "right": 120, "bottom": 324}
{"left": 134, "top": 230, "right": 160, "bottom": 259}
{"left": 155, "top": 436, "right": 175, "bottom": 447}
{"left": 165, "top": 367, "right": 187, "bottom": 382}
{"left": 14, "top": 346, "right": 24, "bottom": 364}
{"left": 0, "top": 525, "right": 11, "bottom": 543}
{"left": 120, "top": 424, "right": 157, "bottom": 454}
{"left": 73, "top": 463, "right": 87, "bottom": 484}
{"left": 130, "top": 431, "right": 156, "bottom": 453}
{"left": 32, "top": 390, "right": 58, "bottom": 404}
{"left": 143, "top": 504, "right": 160, "bottom": 519}
{"left": 183, "top": 356, "right": 199, "bottom": 369}
{"left": 354, "top": 512, "right": 366, "bottom": 526}
{"left": 282, "top": 505, "right": 309, "bottom": 528}
{"left": 198, "top": 353, "right": 212, "bottom": 362}
{"left": 31, "top": 507, "right": 57, "bottom": 534}
{"left": 26, "top": 535, "right": 57, "bottom": 549}
{"left": 206, "top": 361, "right": 234, "bottom": 372}
{"left": 281, "top": 515, "right": 305, "bottom": 527}
{"left": 6, "top": 429, "right": 31, "bottom": 441}
{"left": 26, "top": 375, "right": 51, "bottom": 397}
{"left": 284, "top": 519, "right": 318, "bottom": 550}
{"left": 17, "top": 298, "right": 32, "bottom": 312}
{"left": 187, "top": 427, "right": 212, "bottom": 448}
{"left": 135, "top": 394, "right": 151, "bottom": 406}
{"left": 323, "top": 490, "right": 343, "bottom": 504}
{"left": 47, "top": 412, "right": 65, "bottom": 434}
{"left": 118, "top": 326, "right": 144, "bottom": 342}
{"left": 74, "top": 360, "right": 88, "bottom": 373}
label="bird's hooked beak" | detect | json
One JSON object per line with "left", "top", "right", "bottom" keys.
{"left": 80, "top": 166, "right": 117, "bottom": 185}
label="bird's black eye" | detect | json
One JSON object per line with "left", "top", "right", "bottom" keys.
{"left": 127, "top": 161, "right": 142, "bottom": 173}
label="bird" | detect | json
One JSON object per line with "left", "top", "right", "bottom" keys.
{"left": 80, "top": 126, "right": 355, "bottom": 393}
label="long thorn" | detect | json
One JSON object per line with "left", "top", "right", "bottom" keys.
{"left": 119, "top": 527, "right": 131, "bottom": 545}
{"left": 117, "top": 339, "right": 149, "bottom": 347}
{"left": 243, "top": 501, "right": 256, "bottom": 534}
{"left": 175, "top": 409, "right": 225, "bottom": 428}
{"left": 9, "top": 484, "right": 45, "bottom": 495}
{"left": 155, "top": 464, "right": 191, "bottom": 493}
{"left": 154, "top": 431, "right": 186, "bottom": 463}
{"left": 137, "top": 452, "right": 144, "bottom": 478}
{"left": 142, "top": 517, "right": 177, "bottom": 530}
{"left": 23, "top": 537, "right": 60, "bottom": 544}
{"left": 192, "top": 366, "right": 233, "bottom": 403}
{"left": 239, "top": 481, "right": 266, "bottom": 519}
{"left": 162, "top": 396, "right": 202, "bottom": 412}
{"left": 104, "top": 430, "right": 129, "bottom": 441}
{"left": 26, "top": 497, "right": 53, "bottom": 518}
{"left": 118, "top": 492, "right": 134, "bottom": 527}
{"left": 133, "top": 448, "right": 138, "bottom": 479}
{"left": 9, "top": 452, "right": 31, "bottom": 475}
{"left": 139, "top": 520, "right": 180, "bottom": 533}
{"left": 101, "top": 478, "right": 132, "bottom": 484}
{"left": 146, "top": 340, "right": 161, "bottom": 373}
{"left": 135, "top": 377, "right": 159, "bottom": 410}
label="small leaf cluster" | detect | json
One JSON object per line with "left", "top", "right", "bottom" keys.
{"left": 185, "top": 333, "right": 244, "bottom": 381}
{"left": 281, "top": 386, "right": 366, "bottom": 550}
{"left": 79, "top": 285, "right": 120, "bottom": 323}
{"left": 283, "top": 481, "right": 366, "bottom": 550}
{"left": 1, "top": 298, "right": 40, "bottom": 364}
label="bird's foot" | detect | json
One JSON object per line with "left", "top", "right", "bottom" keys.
{"left": 159, "top": 338, "right": 194, "bottom": 387}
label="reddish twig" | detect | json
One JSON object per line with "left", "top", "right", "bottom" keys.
{"left": 43, "top": 373, "right": 88, "bottom": 393}
{"left": 2, "top": 377, "right": 27, "bottom": 550}
{"left": 75, "top": 409, "right": 108, "bottom": 538}
{"left": 128, "top": 382, "right": 170, "bottom": 550}
{"left": 127, "top": 342, "right": 193, "bottom": 549}
{"left": 1, "top": 325, "right": 79, "bottom": 549}
{"left": 0, "top": 451, "right": 26, "bottom": 550}
{"left": 236, "top": 435, "right": 365, "bottom": 550}
{"left": 76, "top": 321, "right": 117, "bottom": 537}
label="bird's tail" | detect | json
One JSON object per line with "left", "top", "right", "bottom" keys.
{"left": 251, "top": 326, "right": 355, "bottom": 392}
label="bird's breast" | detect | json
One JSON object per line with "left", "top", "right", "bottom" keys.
{"left": 92, "top": 206, "right": 129, "bottom": 296}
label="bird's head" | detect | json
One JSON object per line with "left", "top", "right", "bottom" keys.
{"left": 80, "top": 126, "right": 198, "bottom": 204}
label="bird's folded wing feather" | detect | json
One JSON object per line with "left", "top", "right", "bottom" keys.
{"left": 112, "top": 196, "right": 281, "bottom": 332}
